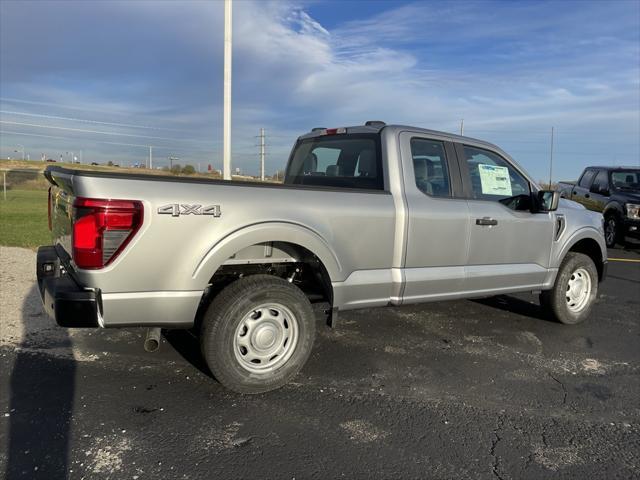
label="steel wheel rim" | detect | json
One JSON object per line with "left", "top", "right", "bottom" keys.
{"left": 605, "top": 218, "right": 616, "bottom": 244}
{"left": 565, "top": 267, "right": 592, "bottom": 313}
{"left": 233, "top": 303, "right": 299, "bottom": 374}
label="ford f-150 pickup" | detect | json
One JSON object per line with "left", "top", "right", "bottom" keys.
{"left": 558, "top": 166, "right": 640, "bottom": 248}
{"left": 38, "top": 122, "right": 607, "bottom": 393}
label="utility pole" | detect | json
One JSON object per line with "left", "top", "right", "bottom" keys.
{"left": 79, "top": 150, "right": 83, "bottom": 164}
{"left": 259, "top": 127, "right": 265, "bottom": 181}
{"left": 222, "top": 0, "right": 233, "bottom": 180}
{"left": 460, "top": 119, "right": 464, "bottom": 136}
{"left": 548, "top": 126, "right": 554, "bottom": 188}
{"left": 149, "top": 146, "right": 153, "bottom": 169}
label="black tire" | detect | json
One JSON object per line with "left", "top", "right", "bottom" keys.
{"left": 604, "top": 214, "right": 619, "bottom": 248}
{"left": 539, "top": 252, "right": 598, "bottom": 325}
{"left": 200, "top": 275, "right": 316, "bottom": 394}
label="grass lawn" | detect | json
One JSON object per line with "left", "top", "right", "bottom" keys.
{"left": 0, "top": 189, "right": 50, "bottom": 249}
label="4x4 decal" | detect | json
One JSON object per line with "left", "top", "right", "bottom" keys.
{"left": 158, "top": 204, "right": 221, "bottom": 217}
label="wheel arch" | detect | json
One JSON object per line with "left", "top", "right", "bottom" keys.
{"left": 603, "top": 202, "right": 623, "bottom": 219}
{"left": 563, "top": 234, "right": 606, "bottom": 281}
{"left": 192, "top": 222, "right": 341, "bottom": 295}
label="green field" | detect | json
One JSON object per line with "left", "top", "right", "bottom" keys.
{"left": 0, "top": 189, "right": 50, "bottom": 248}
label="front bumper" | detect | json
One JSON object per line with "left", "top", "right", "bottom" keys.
{"left": 37, "top": 246, "right": 100, "bottom": 328}
{"left": 623, "top": 217, "right": 640, "bottom": 239}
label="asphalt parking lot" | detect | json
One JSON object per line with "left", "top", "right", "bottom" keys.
{"left": 1, "top": 244, "right": 639, "bottom": 479}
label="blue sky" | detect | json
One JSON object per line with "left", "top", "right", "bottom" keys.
{"left": 0, "top": 0, "right": 638, "bottom": 180}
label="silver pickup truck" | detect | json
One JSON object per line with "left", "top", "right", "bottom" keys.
{"left": 38, "top": 121, "right": 607, "bottom": 393}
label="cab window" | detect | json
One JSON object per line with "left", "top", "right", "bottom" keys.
{"left": 578, "top": 169, "right": 596, "bottom": 188}
{"left": 590, "top": 170, "right": 609, "bottom": 194}
{"left": 463, "top": 145, "right": 531, "bottom": 210}
{"left": 286, "top": 134, "right": 383, "bottom": 190}
{"left": 410, "top": 138, "right": 451, "bottom": 197}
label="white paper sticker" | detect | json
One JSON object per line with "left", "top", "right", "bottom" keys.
{"left": 478, "top": 164, "right": 512, "bottom": 196}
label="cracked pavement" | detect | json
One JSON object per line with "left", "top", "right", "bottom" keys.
{"left": 1, "top": 244, "right": 639, "bottom": 479}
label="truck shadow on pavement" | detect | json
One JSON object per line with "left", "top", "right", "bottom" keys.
{"left": 5, "top": 284, "right": 75, "bottom": 480}
{"left": 472, "top": 294, "right": 551, "bottom": 321}
{"left": 162, "top": 329, "right": 213, "bottom": 378}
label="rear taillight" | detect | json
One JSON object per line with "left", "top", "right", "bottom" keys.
{"left": 72, "top": 197, "right": 143, "bottom": 269}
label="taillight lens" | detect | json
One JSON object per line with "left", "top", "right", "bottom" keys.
{"left": 72, "top": 197, "right": 143, "bottom": 269}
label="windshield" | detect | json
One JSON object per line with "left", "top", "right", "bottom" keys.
{"left": 285, "top": 134, "right": 384, "bottom": 190}
{"left": 611, "top": 170, "right": 640, "bottom": 191}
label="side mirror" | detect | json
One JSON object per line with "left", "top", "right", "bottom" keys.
{"left": 536, "top": 190, "right": 560, "bottom": 212}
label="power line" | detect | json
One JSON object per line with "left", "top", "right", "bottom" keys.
{"left": 0, "top": 130, "right": 150, "bottom": 148}
{"left": 0, "top": 130, "right": 222, "bottom": 157}
{"left": 0, "top": 110, "right": 189, "bottom": 132}
{"left": 0, "top": 120, "right": 220, "bottom": 144}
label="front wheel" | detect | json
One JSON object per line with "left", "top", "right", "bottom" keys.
{"left": 201, "top": 275, "right": 316, "bottom": 394}
{"left": 604, "top": 215, "right": 619, "bottom": 248}
{"left": 540, "top": 252, "right": 598, "bottom": 325}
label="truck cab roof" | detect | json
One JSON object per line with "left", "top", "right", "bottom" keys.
{"left": 298, "top": 122, "right": 503, "bottom": 153}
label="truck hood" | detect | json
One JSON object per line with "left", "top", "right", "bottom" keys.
{"left": 614, "top": 190, "right": 640, "bottom": 203}
{"left": 558, "top": 197, "right": 585, "bottom": 210}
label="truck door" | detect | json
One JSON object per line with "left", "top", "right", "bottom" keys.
{"left": 587, "top": 169, "right": 610, "bottom": 212}
{"left": 398, "top": 132, "right": 471, "bottom": 303}
{"left": 456, "top": 143, "right": 555, "bottom": 293}
{"left": 571, "top": 168, "right": 598, "bottom": 210}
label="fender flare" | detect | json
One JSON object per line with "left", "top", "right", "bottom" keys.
{"left": 602, "top": 201, "right": 623, "bottom": 219}
{"left": 554, "top": 226, "right": 607, "bottom": 268}
{"left": 191, "top": 221, "right": 343, "bottom": 288}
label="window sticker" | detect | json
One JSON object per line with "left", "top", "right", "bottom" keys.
{"left": 478, "top": 164, "right": 512, "bottom": 196}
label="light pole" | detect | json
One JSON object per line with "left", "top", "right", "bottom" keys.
{"left": 222, "top": 0, "right": 233, "bottom": 180}
{"left": 259, "top": 128, "right": 265, "bottom": 181}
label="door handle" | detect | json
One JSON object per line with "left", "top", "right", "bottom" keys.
{"left": 476, "top": 217, "right": 498, "bottom": 226}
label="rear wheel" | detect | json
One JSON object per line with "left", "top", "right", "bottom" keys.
{"left": 540, "top": 252, "right": 598, "bottom": 325}
{"left": 201, "top": 275, "right": 316, "bottom": 394}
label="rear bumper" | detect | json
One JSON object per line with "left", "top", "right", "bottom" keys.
{"left": 37, "top": 246, "right": 101, "bottom": 328}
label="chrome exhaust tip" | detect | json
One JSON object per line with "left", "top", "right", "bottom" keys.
{"left": 144, "top": 327, "right": 162, "bottom": 352}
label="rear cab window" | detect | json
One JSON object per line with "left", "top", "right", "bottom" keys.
{"left": 285, "top": 134, "right": 384, "bottom": 190}
{"left": 591, "top": 170, "right": 609, "bottom": 193}
{"left": 578, "top": 169, "right": 597, "bottom": 188}
{"left": 409, "top": 138, "right": 451, "bottom": 197}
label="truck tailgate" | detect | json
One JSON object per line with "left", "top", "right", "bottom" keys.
{"left": 46, "top": 169, "right": 75, "bottom": 258}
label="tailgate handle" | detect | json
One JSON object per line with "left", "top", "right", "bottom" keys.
{"left": 476, "top": 217, "right": 498, "bottom": 226}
